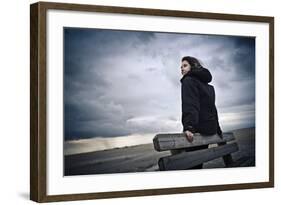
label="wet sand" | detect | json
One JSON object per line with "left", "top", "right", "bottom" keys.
{"left": 64, "top": 127, "right": 255, "bottom": 176}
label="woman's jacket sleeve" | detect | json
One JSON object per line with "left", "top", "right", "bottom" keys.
{"left": 181, "top": 77, "right": 200, "bottom": 133}
{"left": 215, "top": 106, "right": 223, "bottom": 136}
{"left": 213, "top": 88, "right": 223, "bottom": 136}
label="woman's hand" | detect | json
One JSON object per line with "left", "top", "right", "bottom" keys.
{"left": 184, "top": 130, "right": 194, "bottom": 142}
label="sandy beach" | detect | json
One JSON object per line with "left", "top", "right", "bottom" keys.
{"left": 64, "top": 127, "right": 255, "bottom": 176}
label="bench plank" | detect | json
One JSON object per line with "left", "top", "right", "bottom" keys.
{"left": 153, "top": 132, "right": 235, "bottom": 152}
{"left": 158, "top": 142, "right": 239, "bottom": 171}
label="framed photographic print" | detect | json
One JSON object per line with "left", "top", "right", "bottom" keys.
{"left": 30, "top": 1, "right": 274, "bottom": 202}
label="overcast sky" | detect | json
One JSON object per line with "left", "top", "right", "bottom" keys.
{"left": 64, "top": 28, "right": 255, "bottom": 140}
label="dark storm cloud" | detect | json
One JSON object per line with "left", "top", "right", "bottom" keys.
{"left": 204, "top": 36, "right": 255, "bottom": 109}
{"left": 232, "top": 38, "right": 255, "bottom": 78}
{"left": 64, "top": 28, "right": 255, "bottom": 140}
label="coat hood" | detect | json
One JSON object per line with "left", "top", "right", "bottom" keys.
{"left": 181, "top": 67, "right": 212, "bottom": 83}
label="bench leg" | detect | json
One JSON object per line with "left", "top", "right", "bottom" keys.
{"left": 218, "top": 142, "right": 234, "bottom": 167}
{"left": 170, "top": 149, "right": 185, "bottom": 155}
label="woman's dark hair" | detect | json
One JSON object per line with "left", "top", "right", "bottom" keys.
{"left": 181, "top": 56, "right": 203, "bottom": 70}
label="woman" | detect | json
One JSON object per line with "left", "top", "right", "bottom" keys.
{"left": 180, "top": 56, "right": 223, "bottom": 168}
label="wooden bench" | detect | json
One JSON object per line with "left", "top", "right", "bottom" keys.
{"left": 153, "top": 132, "right": 239, "bottom": 171}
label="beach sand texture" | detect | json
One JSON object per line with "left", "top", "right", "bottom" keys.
{"left": 64, "top": 127, "right": 255, "bottom": 176}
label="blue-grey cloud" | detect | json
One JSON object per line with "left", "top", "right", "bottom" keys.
{"left": 64, "top": 28, "right": 255, "bottom": 140}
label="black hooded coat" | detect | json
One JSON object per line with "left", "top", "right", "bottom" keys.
{"left": 180, "top": 67, "right": 222, "bottom": 136}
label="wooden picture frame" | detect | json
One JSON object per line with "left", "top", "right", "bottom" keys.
{"left": 30, "top": 1, "right": 274, "bottom": 202}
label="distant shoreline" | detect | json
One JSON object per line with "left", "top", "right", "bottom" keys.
{"left": 64, "top": 126, "right": 255, "bottom": 156}
{"left": 65, "top": 126, "right": 255, "bottom": 142}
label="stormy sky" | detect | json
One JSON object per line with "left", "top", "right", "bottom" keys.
{"left": 64, "top": 28, "right": 255, "bottom": 140}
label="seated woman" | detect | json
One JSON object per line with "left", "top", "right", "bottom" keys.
{"left": 180, "top": 56, "right": 223, "bottom": 169}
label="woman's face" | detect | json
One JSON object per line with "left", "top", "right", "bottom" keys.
{"left": 181, "top": 60, "right": 191, "bottom": 76}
